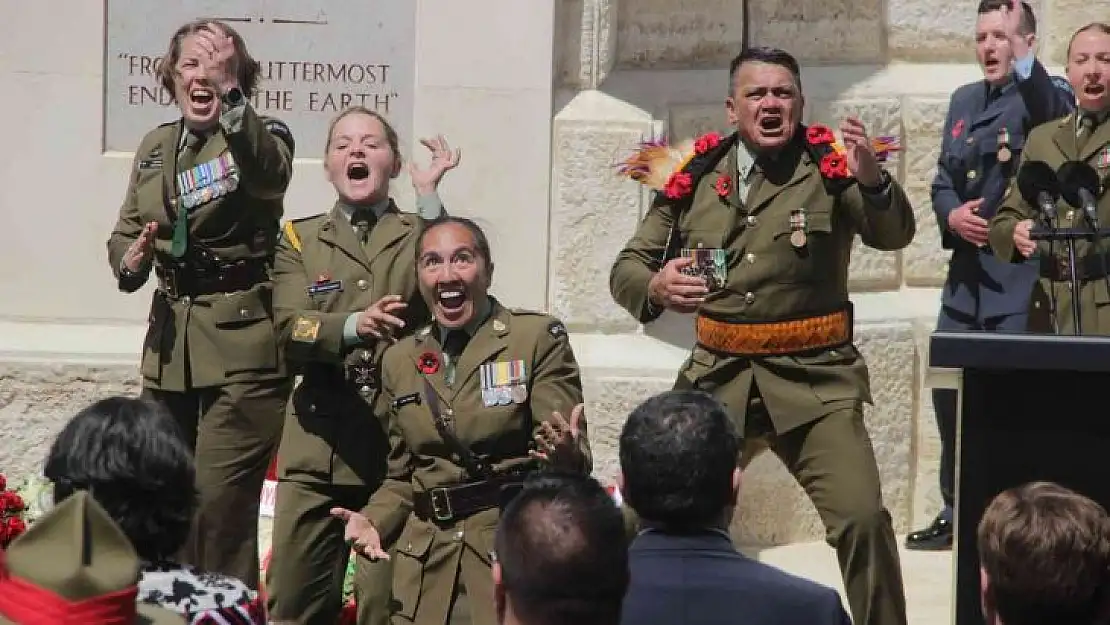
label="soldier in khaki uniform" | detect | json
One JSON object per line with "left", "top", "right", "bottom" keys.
{"left": 609, "top": 47, "right": 914, "bottom": 625}
{"left": 0, "top": 491, "right": 183, "bottom": 624}
{"left": 331, "top": 217, "right": 592, "bottom": 625}
{"left": 267, "top": 107, "right": 459, "bottom": 625}
{"left": 105, "top": 20, "right": 294, "bottom": 589}
{"left": 989, "top": 23, "right": 1110, "bottom": 334}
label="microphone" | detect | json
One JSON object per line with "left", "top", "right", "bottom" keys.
{"left": 1017, "top": 160, "right": 1061, "bottom": 223}
{"left": 1057, "top": 160, "right": 1103, "bottom": 229}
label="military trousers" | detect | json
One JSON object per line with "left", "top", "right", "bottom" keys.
{"left": 932, "top": 305, "right": 1027, "bottom": 516}
{"left": 267, "top": 480, "right": 393, "bottom": 625}
{"left": 739, "top": 388, "right": 907, "bottom": 625}
{"left": 142, "top": 376, "right": 290, "bottom": 589}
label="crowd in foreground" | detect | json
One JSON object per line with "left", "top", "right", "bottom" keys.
{"left": 1, "top": 391, "right": 1109, "bottom": 625}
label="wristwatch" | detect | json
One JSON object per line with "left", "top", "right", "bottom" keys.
{"left": 860, "top": 169, "right": 892, "bottom": 193}
{"left": 222, "top": 86, "right": 245, "bottom": 108}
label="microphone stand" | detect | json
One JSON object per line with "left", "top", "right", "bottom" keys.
{"left": 1040, "top": 211, "right": 1061, "bottom": 334}
{"left": 1029, "top": 227, "right": 1110, "bottom": 334}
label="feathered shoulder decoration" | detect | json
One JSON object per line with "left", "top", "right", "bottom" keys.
{"left": 616, "top": 126, "right": 900, "bottom": 200}
{"left": 615, "top": 132, "right": 736, "bottom": 201}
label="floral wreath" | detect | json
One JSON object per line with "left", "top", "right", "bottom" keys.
{"left": 615, "top": 125, "right": 900, "bottom": 201}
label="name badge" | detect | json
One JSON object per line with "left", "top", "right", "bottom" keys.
{"left": 392, "top": 393, "right": 422, "bottom": 409}
{"left": 307, "top": 280, "right": 343, "bottom": 297}
{"left": 480, "top": 360, "right": 528, "bottom": 407}
{"left": 138, "top": 159, "right": 163, "bottom": 170}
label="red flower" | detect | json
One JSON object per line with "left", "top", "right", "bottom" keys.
{"left": 819, "top": 153, "right": 850, "bottom": 179}
{"left": 338, "top": 599, "right": 358, "bottom": 625}
{"left": 693, "top": 132, "right": 722, "bottom": 155}
{"left": 714, "top": 174, "right": 732, "bottom": 198}
{"left": 805, "top": 124, "right": 836, "bottom": 146}
{"left": 663, "top": 172, "right": 694, "bottom": 199}
{"left": 417, "top": 351, "right": 440, "bottom": 375}
{"left": 2, "top": 517, "right": 26, "bottom": 547}
{"left": 1, "top": 493, "right": 24, "bottom": 514}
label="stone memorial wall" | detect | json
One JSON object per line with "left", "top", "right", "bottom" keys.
{"left": 104, "top": 0, "right": 416, "bottom": 157}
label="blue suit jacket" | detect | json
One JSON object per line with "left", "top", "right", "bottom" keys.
{"left": 932, "top": 59, "right": 1074, "bottom": 320}
{"left": 620, "top": 530, "right": 851, "bottom": 625}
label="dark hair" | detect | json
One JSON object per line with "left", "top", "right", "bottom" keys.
{"left": 977, "top": 1, "right": 1036, "bottom": 35}
{"left": 619, "top": 390, "right": 739, "bottom": 529}
{"left": 416, "top": 216, "right": 494, "bottom": 269}
{"left": 1067, "top": 22, "right": 1110, "bottom": 59}
{"left": 978, "top": 481, "right": 1110, "bottom": 625}
{"left": 44, "top": 396, "right": 198, "bottom": 562}
{"left": 157, "top": 19, "right": 262, "bottom": 99}
{"left": 728, "top": 46, "right": 802, "bottom": 96}
{"left": 495, "top": 472, "right": 628, "bottom": 625}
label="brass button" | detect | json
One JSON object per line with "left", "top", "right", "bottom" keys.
{"left": 359, "top": 385, "right": 372, "bottom": 395}
{"left": 967, "top": 170, "right": 977, "bottom": 180}
{"left": 357, "top": 279, "right": 369, "bottom": 290}
{"left": 180, "top": 296, "right": 192, "bottom": 306}
{"left": 744, "top": 292, "right": 755, "bottom": 304}
{"left": 744, "top": 253, "right": 756, "bottom": 264}
{"left": 745, "top": 215, "right": 758, "bottom": 226}
{"left": 966, "top": 137, "right": 974, "bottom": 145}
{"left": 239, "top": 307, "right": 250, "bottom": 318}
{"left": 454, "top": 531, "right": 464, "bottom": 541}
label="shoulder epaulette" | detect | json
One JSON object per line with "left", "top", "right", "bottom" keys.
{"left": 282, "top": 221, "right": 304, "bottom": 253}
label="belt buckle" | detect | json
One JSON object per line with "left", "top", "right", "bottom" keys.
{"left": 163, "top": 269, "right": 180, "bottom": 298}
{"left": 429, "top": 488, "right": 453, "bottom": 522}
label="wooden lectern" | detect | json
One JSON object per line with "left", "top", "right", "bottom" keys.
{"left": 928, "top": 330, "right": 1110, "bottom": 625}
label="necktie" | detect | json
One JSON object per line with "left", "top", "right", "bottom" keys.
{"left": 1077, "top": 113, "right": 1098, "bottom": 152}
{"left": 352, "top": 209, "right": 375, "bottom": 245}
{"left": 170, "top": 131, "right": 204, "bottom": 258}
{"left": 442, "top": 330, "right": 469, "bottom": 386}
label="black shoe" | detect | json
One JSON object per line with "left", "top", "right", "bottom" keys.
{"left": 905, "top": 515, "right": 953, "bottom": 551}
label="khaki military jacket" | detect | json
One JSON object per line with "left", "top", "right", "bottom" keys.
{"left": 610, "top": 131, "right": 916, "bottom": 432}
{"left": 362, "top": 300, "right": 589, "bottom": 617}
{"left": 106, "top": 103, "right": 295, "bottom": 391}
{"left": 271, "top": 201, "right": 434, "bottom": 486}
{"left": 989, "top": 111, "right": 1110, "bottom": 334}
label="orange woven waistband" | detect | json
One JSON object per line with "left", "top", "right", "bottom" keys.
{"left": 695, "top": 308, "right": 852, "bottom": 356}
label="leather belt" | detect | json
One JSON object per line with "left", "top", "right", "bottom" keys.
{"left": 156, "top": 258, "right": 269, "bottom": 298}
{"left": 1039, "top": 253, "right": 1110, "bottom": 281}
{"left": 413, "top": 474, "right": 525, "bottom": 524}
{"left": 695, "top": 306, "right": 852, "bottom": 357}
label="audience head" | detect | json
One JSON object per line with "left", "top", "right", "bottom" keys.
{"left": 975, "top": 1, "right": 1037, "bottom": 85}
{"left": 43, "top": 396, "right": 198, "bottom": 564}
{"left": 1066, "top": 23, "right": 1110, "bottom": 113}
{"left": 493, "top": 472, "right": 628, "bottom": 625}
{"left": 978, "top": 481, "right": 1110, "bottom": 625}
{"left": 324, "top": 106, "right": 403, "bottom": 206}
{"left": 416, "top": 216, "right": 495, "bottom": 329}
{"left": 619, "top": 389, "right": 741, "bottom": 531}
{"left": 157, "top": 19, "right": 260, "bottom": 130}
{"left": 0, "top": 491, "right": 183, "bottom": 624}
{"left": 725, "top": 46, "right": 804, "bottom": 153}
